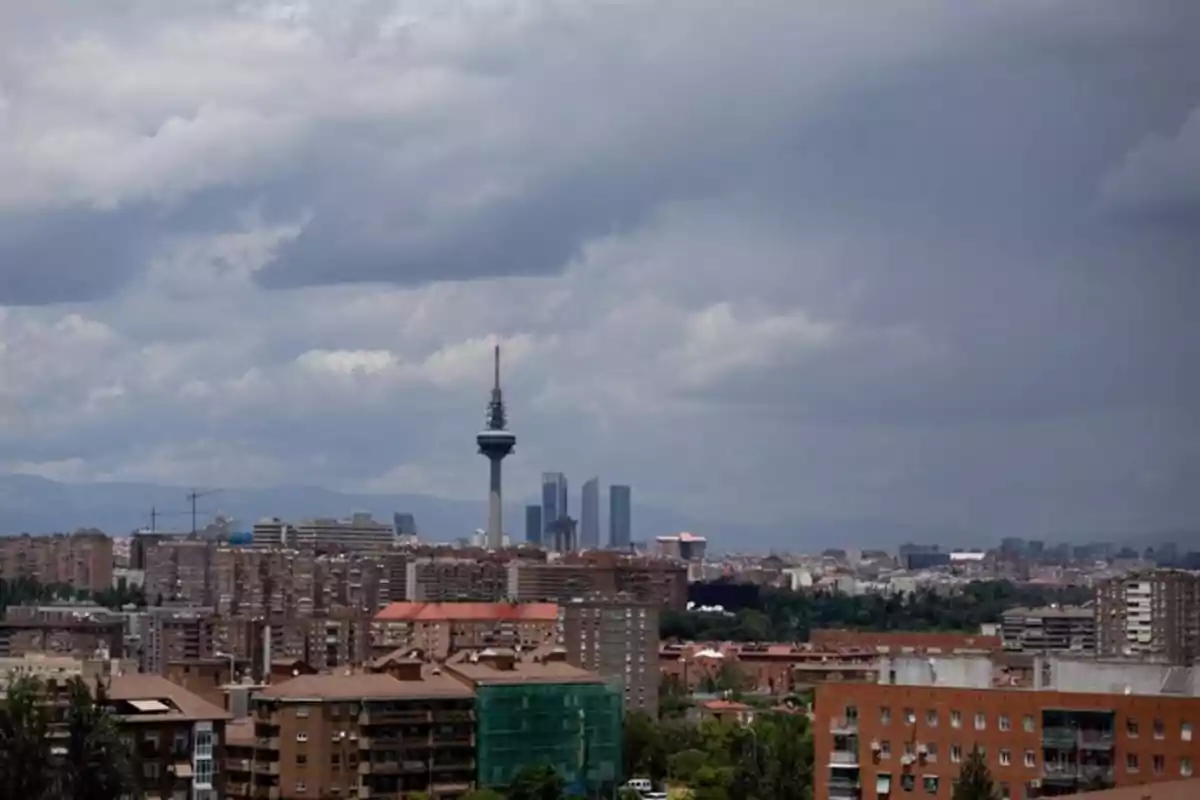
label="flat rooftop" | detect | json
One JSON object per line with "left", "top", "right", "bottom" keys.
{"left": 256, "top": 671, "right": 473, "bottom": 702}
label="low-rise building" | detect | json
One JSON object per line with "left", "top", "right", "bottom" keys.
{"left": 1002, "top": 606, "right": 1097, "bottom": 654}
{"left": 370, "top": 602, "right": 560, "bottom": 660}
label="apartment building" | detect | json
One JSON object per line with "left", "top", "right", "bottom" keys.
{"left": 0, "top": 530, "right": 114, "bottom": 593}
{"left": 370, "top": 602, "right": 560, "bottom": 660}
{"left": 407, "top": 558, "right": 509, "bottom": 602}
{"left": 813, "top": 656, "right": 1200, "bottom": 800}
{"left": 138, "top": 606, "right": 217, "bottom": 673}
{"left": 444, "top": 648, "right": 623, "bottom": 795}
{"left": 0, "top": 614, "right": 125, "bottom": 658}
{"left": 563, "top": 594, "right": 660, "bottom": 717}
{"left": 1003, "top": 607, "right": 1097, "bottom": 654}
{"left": 244, "top": 667, "right": 476, "bottom": 800}
{"left": 1095, "top": 570, "right": 1200, "bottom": 663}
{"left": 507, "top": 556, "right": 688, "bottom": 610}
{"left": 108, "top": 673, "right": 231, "bottom": 800}
{"left": 145, "top": 538, "right": 216, "bottom": 606}
{"left": 290, "top": 513, "right": 396, "bottom": 552}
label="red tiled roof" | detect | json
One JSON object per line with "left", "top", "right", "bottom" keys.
{"left": 702, "top": 700, "right": 751, "bottom": 711}
{"left": 374, "top": 602, "right": 559, "bottom": 623}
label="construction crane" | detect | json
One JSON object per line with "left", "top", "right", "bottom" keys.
{"left": 147, "top": 506, "right": 190, "bottom": 533}
{"left": 185, "top": 488, "right": 222, "bottom": 535}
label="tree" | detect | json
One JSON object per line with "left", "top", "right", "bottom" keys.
{"left": 0, "top": 675, "right": 53, "bottom": 800}
{"left": 59, "top": 677, "right": 133, "bottom": 800}
{"left": 507, "top": 764, "right": 565, "bottom": 800}
{"left": 624, "top": 711, "right": 667, "bottom": 783}
{"left": 953, "top": 748, "right": 1000, "bottom": 800}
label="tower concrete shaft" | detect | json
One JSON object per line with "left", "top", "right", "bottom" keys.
{"left": 477, "top": 344, "right": 515, "bottom": 550}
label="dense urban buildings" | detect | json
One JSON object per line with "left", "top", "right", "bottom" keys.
{"left": 655, "top": 532, "right": 707, "bottom": 561}
{"left": 0, "top": 530, "right": 114, "bottom": 593}
{"left": 580, "top": 477, "right": 600, "bottom": 550}
{"left": 370, "top": 601, "right": 560, "bottom": 660}
{"left": 1095, "top": 570, "right": 1200, "bottom": 663}
{"left": 609, "top": 484, "right": 632, "bottom": 550}
{"left": 563, "top": 594, "right": 660, "bottom": 717}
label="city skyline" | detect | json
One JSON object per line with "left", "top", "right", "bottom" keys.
{"left": 0, "top": 3, "right": 1196, "bottom": 538}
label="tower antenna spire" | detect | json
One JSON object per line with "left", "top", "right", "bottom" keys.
{"left": 494, "top": 343, "right": 500, "bottom": 391}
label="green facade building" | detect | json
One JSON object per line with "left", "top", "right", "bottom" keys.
{"left": 448, "top": 653, "right": 623, "bottom": 796}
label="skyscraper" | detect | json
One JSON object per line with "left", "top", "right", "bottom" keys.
{"left": 609, "top": 485, "right": 631, "bottom": 550}
{"left": 541, "top": 472, "right": 568, "bottom": 538}
{"left": 476, "top": 346, "right": 515, "bottom": 550}
{"left": 580, "top": 477, "right": 600, "bottom": 550}
{"left": 524, "top": 505, "right": 543, "bottom": 545}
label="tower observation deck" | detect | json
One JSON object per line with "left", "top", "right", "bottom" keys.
{"left": 477, "top": 345, "right": 515, "bottom": 549}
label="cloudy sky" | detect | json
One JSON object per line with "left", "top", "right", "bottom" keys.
{"left": 1, "top": 0, "right": 1198, "bottom": 538}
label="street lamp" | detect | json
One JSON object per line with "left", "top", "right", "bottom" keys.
{"left": 215, "top": 651, "right": 236, "bottom": 683}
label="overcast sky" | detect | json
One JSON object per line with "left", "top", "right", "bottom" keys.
{"left": 1, "top": 1, "right": 1198, "bottom": 538}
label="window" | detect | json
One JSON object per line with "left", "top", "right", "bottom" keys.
{"left": 881, "top": 707, "right": 892, "bottom": 725}
{"left": 296, "top": 731, "right": 309, "bottom": 742}
{"left": 1183, "top": 758, "right": 1193, "bottom": 777}
{"left": 1154, "top": 718, "right": 1165, "bottom": 739}
{"left": 1183, "top": 722, "right": 1193, "bottom": 742}
{"left": 297, "top": 754, "right": 307, "bottom": 766}
{"left": 901, "top": 774, "right": 915, "bottom": 792}
{"left": 1000, "top": 749, "right": 1012, "bottom": 766}
{"left": 999, "top": 783, "right": 1010, "bottom": 800}
{"left": 904, "top": 741, "right": 915, "bottom": 757}
{"left": 951, "top": 710, "right": 963, "bottom": 729}
{"left": 951, "top": 745, "right": 963, "bottom": 764}
{"left": 1154, "top": 755, "right": 1165, "bottom": 775}
{"left": 880, "top": 740, "right": 892, "bottom": 758}
{"left": 296, "top": 706, "right": 310, "bottom": 719}
{"left": 1127, "top": 718, "right": 1139, "bottom": 738}
{"left": 1127, "top": 754, "right": 1139, "bottom": 772}
{"left": 999, "top": 714, "right": 1011, "bottom": 732}
{"left": 975, "top": 712, "right": 986, "bottom": 731}
{"left": 1024, "top": 750, "right": 1036, "bottom": 768}
{"left": 925, "top": 743, "right": 938, "bottom": 761}
{"left": 904, "top": 707, "right": 916, "bottom": 726}
{"left": 1023, "top": 715, "right": 1035, "bottom": 733}
{"left": 846, "top": 705, "right": 859, "bottom": 721}
{"left": 143, "top": 762, "right": 160, "bottom": 780}
{"left": 330, "top": 704, "right": 341, "bottom": 718}
{"left": 923, "top": 776, "right": 939, "bottom": 794}
{"left": 925, "top": 710, "right": 938, "bottom": 728}
{"left": 296, "top": 782, "right": 307, "bottom": 794}
{"left": 331, "top": 754, "right": 340, "bottom": 765}
{"left": 173, "top": 732, "right": 188, "bottom": 753}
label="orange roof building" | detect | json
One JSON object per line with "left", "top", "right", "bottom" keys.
{"left": 370, "top": 602, "right": 560, "bottom": 661}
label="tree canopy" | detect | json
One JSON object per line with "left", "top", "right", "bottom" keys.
{"left": 953, "top": 748, "right": 1000, "bottom": 800}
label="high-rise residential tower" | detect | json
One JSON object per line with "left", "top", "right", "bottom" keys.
{"left": 541, "top": 472, "right": 568, "bottom": 538}
{"left": 580, "top": 477, "right": 600, "bottom": 550}
{"left": 524, "top": 505, "right": 543, "bottom": 545}
{"left": 476, "top": 346, "right": 515, "bottom": 550}
{"left": 609, "top": 485, "right": 631, "bottom": 550}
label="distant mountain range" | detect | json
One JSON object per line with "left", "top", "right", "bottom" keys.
{"left": 0, "top": 474, "right": 972, "bottom": 553}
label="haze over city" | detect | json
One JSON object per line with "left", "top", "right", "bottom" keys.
{"left": 1, "top": 2, "right": 1199, "bottom": 545}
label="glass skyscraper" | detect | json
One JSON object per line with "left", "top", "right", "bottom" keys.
{"left": 580, "top": 477, "right": 600, "bottom": 550}
{"left": 524, "top": 504, "right": 543, "bottom": 545}
{"left": 609, "top": 485, "right": 631, "bottom": 550}
{"left": 541, "top": 472, "right": 568, "bottom": 538}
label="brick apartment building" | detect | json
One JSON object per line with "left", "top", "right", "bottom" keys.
{"left": 241, "top": 667, "right": 476, "bottom": 800}
{"left": 1095, "top": 570, "right": 1200, "bottom": 664}
{"left": 107, "top": 673, "right": 231, "bottom": 800}
{"left": 814, "top": 655, "right": 1200, "bottom": 800}
{"left": 370, "top": 602, "right": 560, "bottom": 660}
{"left": 0, "top": 530, "right": 114, "bottom": 593}
{"left": 1002, "top": 607, "right": 1097, "bottom": 655}
{"left": 563, "top": 594, "right": 661, "bottom": 717}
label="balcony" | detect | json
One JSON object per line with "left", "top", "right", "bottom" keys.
{"left": 252, "top": 788, "right": 281, "bottom": 800}
{"left": 227, "top": 757, "right": 253, "bottom": 773}
{"left": 255, "top": 736, "right": 281, "bottom": 751}
{"left": 359, "top": 709, "right": 433, "bottom": 726}
{"left": 1042, "top": 728, "right": 1077, "bottom": 748}
{"left": 1078, "top": 765, "right": 1115, "bottom": 784}
{"left": 253, "top": 761, "right": 281, "bottom": 776}
{"left": 828, "top": 775, "right": 861, "bottom": 792}
{"left": 829, "top": 718, "right": 859, "bottom": 735}
{"left": 1043, "top": 763, "right": 1078, "bottom": 784}
{"left": 829, "top": 751, "right": 860, "bottom": 768}
{"left": 226, "top": 781, "right": 252, "bottom": 797}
